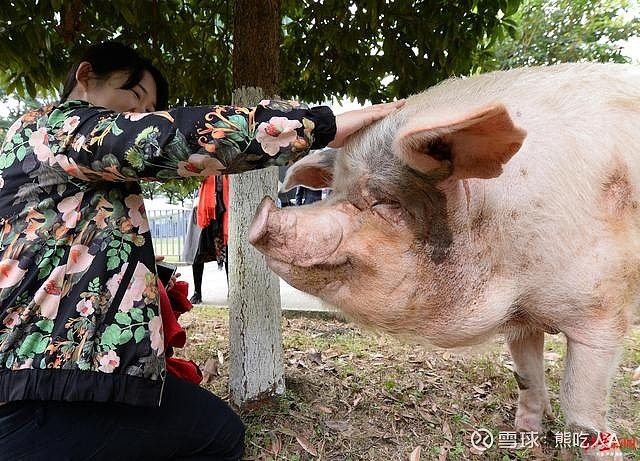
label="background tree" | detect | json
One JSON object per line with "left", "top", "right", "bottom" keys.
{"left": 1, "top": 1, "right": 522, "bottom": 103}
{"left": 492, "top": 0, "right": 640, "bottom": 68}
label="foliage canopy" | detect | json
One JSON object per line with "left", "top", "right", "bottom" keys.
{"left": 493, "top": 0, "right": 640, "bottom": 68}
{"left": 1, "top": 0, "right": 522, "bottom": 105}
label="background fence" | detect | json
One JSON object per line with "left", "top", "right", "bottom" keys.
{"left": 146, "top": 207, "right": 191, "bottom": 262}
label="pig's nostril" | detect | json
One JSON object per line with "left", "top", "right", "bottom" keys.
{"left": 249, "top": 196, "right": 277, "bottom": 246}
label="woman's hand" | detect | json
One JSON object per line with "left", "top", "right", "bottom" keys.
{"left": 155, "top": 256, "right": 180, "bottom": 291}
{"left": 328, "top": 100, "right": 405, "bottom": 148}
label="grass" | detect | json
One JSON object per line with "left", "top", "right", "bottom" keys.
{"left": 176, "top": 307, "right": 640, "bottom": 461}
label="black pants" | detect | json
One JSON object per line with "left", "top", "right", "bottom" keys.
{"left": 0, "top": 374, "right": 245, "bottom": 461}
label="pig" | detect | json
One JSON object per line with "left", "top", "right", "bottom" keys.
{"left": 249, "top": 62, "right": 640, "bottom": 460}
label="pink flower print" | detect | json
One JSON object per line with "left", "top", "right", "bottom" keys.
{"left": 148, "top": 315, "right": 164, "bottom": 354}
{"left": 0, "top": 259, "right": 27, "bottom": 289}
{"left": 29, "top": 127, "right": 54, "bottom": 164}
{"left": 62, "top": 116, "right": 80, "bottom": 134}
{"left": 255, "top": 117, "right": 302, "bottom": 156}
{"left": 57, "top": 192, "right": 83, "bottom": 229}
{"left": 76, "top": 298, "right": 95, "bottom": 317}
{"left": 106, "top": 263, "right": 127, "bottom": 296}
{"left": 72, "top": 134, "right": 86, "bottom": 152}
{"left": 124, "top": 112, "right": 152, "bottom": 121}
{"left": 98, "top": 350, "right": 120, "bottom": 373}
{"left": 106, "top": 262, "right": 150, "bottom": 313}
{"left": 177, "top": 154, "right": 225, "bottom": 177}
{"left": 34, "top": 264, "right": 67, "bottom": 320}
{"left": 17, "top": 358, "right": 34, "bottom": 370}
{"left": 54, "top": 155, "right": 89, "bottom": 181}
{"left": 3, "top": 311, "right": 20, "bottom": 329}
{"left": 124, "top": 194, "right": 149, "bottom": 234}
{"left": 5, "top": 118, "right": 22, "bottom": 143}
{"left": 66, "top": 244, "right": 93, "bottom": 274}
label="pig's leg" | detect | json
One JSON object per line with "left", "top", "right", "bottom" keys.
{"left": 507, "top": 329, "right": 553, "bottom": 432}
{"left": 562, "top": 335, "right": 624, "bottom": 461}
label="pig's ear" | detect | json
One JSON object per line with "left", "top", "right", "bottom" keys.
{"left": 281, "top": 148, "right": 338, "bottom": 192}
{"left": 394, "top": 104, "right": 526, "bottom": 179}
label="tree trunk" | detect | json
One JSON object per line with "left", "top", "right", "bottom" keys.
{"left": 228, "top": 0, "right": 284, "bottom": 407}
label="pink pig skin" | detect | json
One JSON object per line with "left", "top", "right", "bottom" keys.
{"left": 250, "top": 63, "right": 640, "bottom": 460}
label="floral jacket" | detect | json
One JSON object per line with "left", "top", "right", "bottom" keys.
{"left": 0, "top": 99, "right": 335, "bottom": 406}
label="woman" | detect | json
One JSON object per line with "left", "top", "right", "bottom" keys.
{"left": 0, "top": 41, "right": 402, "bottom": 460}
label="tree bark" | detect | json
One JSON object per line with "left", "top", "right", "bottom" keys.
{"left": 228, "top": 1, "right": 284, "bottom": 407}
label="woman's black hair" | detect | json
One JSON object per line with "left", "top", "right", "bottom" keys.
{"left": 59, "top": 41, "right": 169, "bottom": 110}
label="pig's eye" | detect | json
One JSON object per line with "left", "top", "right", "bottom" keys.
{"left": 371, "top": 202, "right": 405, "bottom": 226}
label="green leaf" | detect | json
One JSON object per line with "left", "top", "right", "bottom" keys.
{"left": 110, "top": 121, "right": 123, "bottom": 136}
{"left": 146, "top": 308, "right": 156, "bottom": 319}
{"left": 17, "top": 332, "right": 46, "bottom": 357}
{"left": 118, "top": 329, "right": 133, "bottom": 345}
{"left": 114, "top": 312, "right": 132, "bottom": 325}
{"left": 130, "top": 308, "right": 144, "bottom": 322}
{"left": 5, "top": 353, "right": 14, "bottom": 369}
{"left": 109, "top": 240, "right": 121, "bottom": 248}
{"left": 16, "top": 145, "right": 27, "bottom": 161}
{"left": 89, "top": 277, "right": 101, "bottom": 293}
{"left": 133, "top": 326, "right": 146, "bottom": 343}
{"left": 36, "top": 319, "right": 54, "bottom": 333}
{"left": 107, "top": 256, "right": 120, "bottom": 271}
{"left": 47, "top": 108, "right": 67, "bottom": 128}
{"left": 100, "top": 324, "right": 122, "bottom": 347}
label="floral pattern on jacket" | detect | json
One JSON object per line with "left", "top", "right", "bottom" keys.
{"left": 0, "top": 99, "right": 335, "bottom": 405}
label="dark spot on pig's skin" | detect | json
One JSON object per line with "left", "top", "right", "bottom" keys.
{"left": 601, "top": 165, "right": 634, "bottom": 218}
{"left": 513, "top": 371, "right": 529, "bottom": 390}
{"left": 423, "top": 188, "right": 453, "bottom": 264}
{"left": 426, "top": 138, "right": 452, "bottom": 162}
{"left": 520, "top": 168, "right": 527, "bottom": 177}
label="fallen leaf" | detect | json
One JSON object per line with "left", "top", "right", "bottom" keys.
{"left": 442, "top": 421, "right": 453, "bottom": 441}
{"left": 632, "top": 366, "right": 640, "bottom": 385}
{"left": 307, "top": 350, "right": 323, "bottom": 365}
{"left": 324, "top": 420, "right": 352, "bottom": 432}
{"left": 315, "top": 404, "right": 333, "bottom": 414}
{"left": 270, "top": 433, "right": 282, "bottom": 456}
{"left": 277, "top": 427, "right": 297, "bottom": 438}
{"left": 438, "top": 445, "right": 448, "bottom": 461}
{"left": 410, "top": 445, "right": 421, "bottom": 461}
{"left": 201, "top": 358, "right": 218, "bottom": 384}
{"left": 217, "top": 349, "right": 224, "bottom": 366}
{"left": 295, "top": 434, "right": 318, "bottom": 457}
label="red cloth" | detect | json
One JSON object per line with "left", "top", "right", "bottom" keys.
{"left": 196, "top": 176, "right": 230, "bottom": 245}
{"left": 196, "top": 176, "right": 217, "bottom": 228}
{"left": 157, "top": 280, "right": 203, "bottom": 384}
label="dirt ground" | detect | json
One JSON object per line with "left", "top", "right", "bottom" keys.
{"left": 176, "top": 307, "right": 640, "bottom": 461}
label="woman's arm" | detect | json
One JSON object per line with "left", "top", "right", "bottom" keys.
{"left": 47, "top": 99, "right": 336, "bottom": 182}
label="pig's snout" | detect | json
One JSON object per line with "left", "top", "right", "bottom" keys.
{"left": 249, "top": 196, "right": 345, "bottom": 267}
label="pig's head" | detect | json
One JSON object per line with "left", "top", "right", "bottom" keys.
{"left": 249, "top": 101, "right": 526, "bottom": 338}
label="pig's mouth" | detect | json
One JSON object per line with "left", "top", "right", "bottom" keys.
{"left": 263, "top": 254, "right": 352, "bottom": 297}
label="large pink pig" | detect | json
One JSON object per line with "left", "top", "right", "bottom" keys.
{"left": 249, "top": 63, "right": 640, "bottom": 460}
